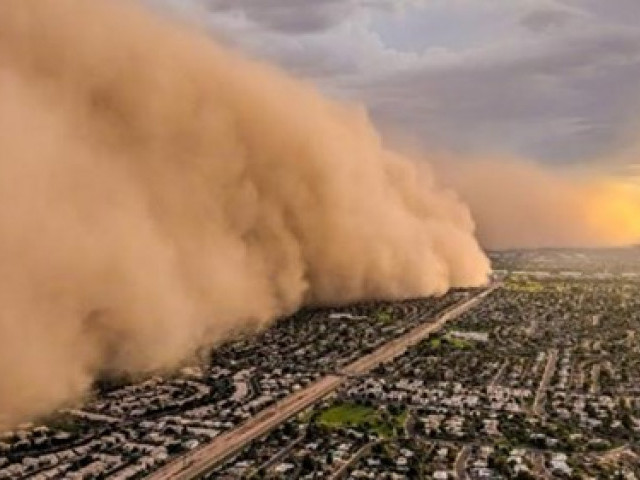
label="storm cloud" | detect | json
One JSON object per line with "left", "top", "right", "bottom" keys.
{"left": 153, "top": 0, "right": 640, "bottom": 163}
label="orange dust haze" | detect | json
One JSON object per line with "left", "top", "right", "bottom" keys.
{"left": 0, "top": 0, "right": 489, "bottom": 425}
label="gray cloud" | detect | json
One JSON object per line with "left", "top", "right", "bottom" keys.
{"left": 365, "top": 26, "right": 640, "bottom": 162}
{"left": 204, "top": 0, "right": 352, "bottom": 34}
{"left": 520, "top": 8, "right": 575, "bottom": 32}
{"left": 149, "top": 0, "right": 640, "bottom": 164}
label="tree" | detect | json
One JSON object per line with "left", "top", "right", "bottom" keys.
{"left": 301, "top": 455, "right": 314, "bottom": 473}
{"left": 516, "top": 470, "right": 536, "bottom": 480}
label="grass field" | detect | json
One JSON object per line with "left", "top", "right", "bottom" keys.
{"left": 446, "top": 336, "right": 471, "bottom": 350}
{"left": 316, "top": 402, "right": 405, "bottom": 437}
{"left": 424, "top": 334, "right": 471, "bottom": 352}
{"left": 375, "top": 310, "right": 393, "bottom": 324}
{"left": 505, "top": 279, "right": 544, "bottom": 292}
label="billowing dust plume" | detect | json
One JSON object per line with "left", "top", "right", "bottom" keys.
{"left": 0, "top": 0, "right": 489, "bottom": 425}
{"left": 435, "top": 157, "right": 640, "bottom": 250}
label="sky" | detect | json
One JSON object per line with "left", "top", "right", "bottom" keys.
{"left": 148, "top": 0, "right": 640, "bottom": 175}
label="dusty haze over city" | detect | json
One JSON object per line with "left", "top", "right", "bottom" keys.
{"left": 0, "top": 0, "right": 639, "bottom": 432}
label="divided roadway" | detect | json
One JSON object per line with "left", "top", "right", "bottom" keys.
{"left": 149, "top": 284, "right": 501, "bottom": 480}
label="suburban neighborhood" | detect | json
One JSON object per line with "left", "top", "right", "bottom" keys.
{"left": 1, "top": 249, "right": 639, "bottom": 479}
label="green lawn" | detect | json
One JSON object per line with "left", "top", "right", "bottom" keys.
{"left": 395, "top": 409, "right": 408, "bottom": 428}
{"left": 424, "top": 335, "right": 470, "bottom": 352}
{"left": 316, "top": 402, "right": 405, "bottom": 437}
{"left": 447, "top": 336, "right": 471, "bottom": 350}
{"left": 375, "top": 310, "right": 393, "bottom": 323}
{"left": 318, "top": 403, "right": 377, "bottom": 426}
{"left": 505, "top": 279, "right": 544, "bottom": 292}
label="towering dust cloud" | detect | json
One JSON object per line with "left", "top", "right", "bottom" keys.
{"left": 0, "top": 0, "right": 489, "bottom": 425}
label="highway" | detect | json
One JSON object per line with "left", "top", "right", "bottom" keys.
{"left": 532, "top": 349, "right": 558, "bottom": 415}
{"left": 344, "top": 285, "right": 500, "bottom": 376}
{"left": 148, "top": 375, "right": 343, "bottom": 480}
{"left": 148, "top": 284, "right": 500, "bottom": 480}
